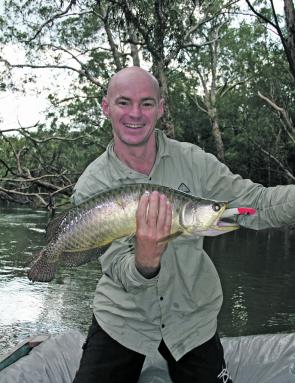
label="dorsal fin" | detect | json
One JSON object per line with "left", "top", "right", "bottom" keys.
{"left": 45, "top": 210, "right": 69, "bottom": 243}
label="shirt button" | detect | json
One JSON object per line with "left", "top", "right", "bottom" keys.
{"left": 160, "top": 296, "right": 163, "bottom": 301}
{"left": 161, "top": 324, "right": 165, "bottom": 328}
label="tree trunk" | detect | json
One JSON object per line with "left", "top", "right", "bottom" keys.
{"left": 284, "top": 0, "right": 295, "bottom": 80}
{"left": 209, "top": 107, "right": 225, "bottom": 162}
{"left": 127, "top": 24, "right": 140, "bottom": 67}
{"left": 152, "top": 62, "right": 175, "bottom": 137}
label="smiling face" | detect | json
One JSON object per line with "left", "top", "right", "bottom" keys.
{"left": 102, "top": 67, "right": 164, "bottom": 149}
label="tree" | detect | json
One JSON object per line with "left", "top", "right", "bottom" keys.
{"left": 183, "top": 18, "right": 235, "bottom": 162}
{"left": 0, "top": 0, "right": 293, "bottom": 207}
{"left": 246, "top": 0, "right": 295, "bottom": 81}
{"left": 245, "top": 0, "right": 295, "bottom": 183}
{"left": 0, "top": 123, "right": 108, "bottom": 210}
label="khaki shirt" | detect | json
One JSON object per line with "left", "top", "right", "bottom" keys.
{"left": 72, "top": 130, "right": 295, "bottom": 360}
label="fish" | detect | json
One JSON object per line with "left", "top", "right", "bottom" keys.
{"left": 27, "top": 183, "right": 240, "bottom": 282}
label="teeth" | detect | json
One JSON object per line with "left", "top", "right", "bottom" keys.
{"left": 125, "top": 124, "right": 142, "bottom": 128}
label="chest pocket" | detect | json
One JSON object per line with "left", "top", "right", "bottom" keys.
{"left": 149, "top": 167, "right": 202, "bottom": 198}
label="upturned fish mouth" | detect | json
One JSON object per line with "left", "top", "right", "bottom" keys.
{"left": 206, "top": 206, "right": 256, "bottom": 235}
{"left": 209, "top": 217, "right": 239, "bottom": 234}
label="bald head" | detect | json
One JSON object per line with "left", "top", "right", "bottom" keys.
{"left": 101, "top": 65, "right": 164, "bottom": 154}
{"left": 106, "top": 67, "right": 161, "bottom": 101}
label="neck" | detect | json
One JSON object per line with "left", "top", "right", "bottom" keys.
{"left": 114, "top": 136, "right": 157, "bottom": 175}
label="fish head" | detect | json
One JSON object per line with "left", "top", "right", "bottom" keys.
{"left": 180, "top": 199, "right": 239, "bottom": 236}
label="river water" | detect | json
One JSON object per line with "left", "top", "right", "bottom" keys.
{"left": 0, "top": 207, "right": 295, "bottom": 356}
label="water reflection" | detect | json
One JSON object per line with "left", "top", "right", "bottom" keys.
{"left": 231, "top": 285, "right": 248, "bottom": 331}
{"left": 0, "top": 207, "right": 101, "bottom": 356}
{"left": 0, "top": 207, "right": 294, "bottom": 356}
{"left": 0, "top": 279, "right": 45, "bottom": 325}
{"left": 205, "top": 226, "right": 295, "bottom": 337}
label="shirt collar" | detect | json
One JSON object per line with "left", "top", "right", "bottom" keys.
{"left": 106, "top": 129, "right": 171, "bottom": 181}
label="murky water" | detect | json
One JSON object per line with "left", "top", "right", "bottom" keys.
{"left": 0, "top": 207, "right": 294, "bottom": 356}
{"left": 0, "top": 207, "right": 101, "bottom": 356}
{"left": 205, "top": 226, "right": 295, "bottom": 337}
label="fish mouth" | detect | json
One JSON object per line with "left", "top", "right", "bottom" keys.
{"left": 210, "top": 217, "right": 239, "bottom": 232}
{"left": 207, "top": 205, "right": 257, "bottom": 235}
{"left": 204, "top": 209, "right": 240, "bottom": 236}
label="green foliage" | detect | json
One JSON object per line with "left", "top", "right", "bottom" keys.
{"left": 0, "top": 0, "right": 294, "bottom": 207}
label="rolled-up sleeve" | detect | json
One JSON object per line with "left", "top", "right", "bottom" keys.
{"left": 99, "top": 238, "right": 159, "bottom": 292}
{"left": 196, "top": 149, "right": 295, "bottom": 229}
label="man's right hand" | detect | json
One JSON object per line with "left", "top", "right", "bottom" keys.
{"left": 135, "top": 191, "right": 172, "bottom": 278}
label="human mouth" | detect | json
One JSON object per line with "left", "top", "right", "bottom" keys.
{"left": 124, "top": 123, "right": 144, "bottom": 129}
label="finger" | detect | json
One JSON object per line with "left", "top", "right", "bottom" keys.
{"left": 136, "top": 192, "right": 150, "bottom": 226}
{"left": 146, "top": 191, "right": 160, "bottom": 226}
{"left": 156, "top": 194, "right": 168, "bottom": 229}
{"left": 164, "top": 200, "right": 172, "bottom": 234}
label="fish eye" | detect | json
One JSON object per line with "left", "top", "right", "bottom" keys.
{"left": 212, "top": 203, "right": 221, "bottom": 212}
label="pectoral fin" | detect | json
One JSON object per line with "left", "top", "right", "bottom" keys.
{"left": 157, "top": 230, "right": 184, "bottom": 244}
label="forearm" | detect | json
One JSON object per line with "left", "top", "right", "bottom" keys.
{"left": 135, "top": 261, "right": 160, "bottom": 279}
{"left": 199, "top": 150, "right": 295, "bottom": 229}
{"left": 99, "top": 239, "right": 159, "bottom": 291}
{"left": 237, "top": 184, "right": 295, "bottom": 229}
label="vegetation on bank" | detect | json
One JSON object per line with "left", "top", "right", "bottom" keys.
{"left": 0, "top": 0, "right": 294, "bottom": 211}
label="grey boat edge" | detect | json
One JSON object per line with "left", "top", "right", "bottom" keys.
{"left": 1, "top": 329, "right": 295, "bottom": 383}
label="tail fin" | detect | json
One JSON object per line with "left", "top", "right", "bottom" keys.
{"left": 27, "top": 250, "right": 57, "bottom": 282}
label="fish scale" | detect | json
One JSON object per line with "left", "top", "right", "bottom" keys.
{"left": 27, "top": 183, "right": 239, "bottom": 282}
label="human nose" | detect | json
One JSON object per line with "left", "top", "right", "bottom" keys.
{"left": 129, "top": 103, "right": 142, "bottom": 118}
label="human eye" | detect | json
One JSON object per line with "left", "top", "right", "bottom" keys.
{"left": 116, "top": 98, "right": 129, "bottom": 107}
{"left": 142, "top": 100, "right": 155, "bottom": 108}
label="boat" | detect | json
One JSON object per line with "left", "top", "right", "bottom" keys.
{"left": 1, "top": 329, "right": 295, "bottom": 382}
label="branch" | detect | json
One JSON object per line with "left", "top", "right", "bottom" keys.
{"left": 0, "top": 186, "right": 48, "bottom": 206}
{"left": 55, "top": 95, "right": 99, "bottom": 104}
{"left": 194, "top": 65, "right": 210, "bottom": 105}
{"left": 27, "top": 0, "right": 78, "bottom": 43}
{"left": 184, "top": 0, "right": 239, "bottom": 42}
{"left": 188, "top": 94, "right": 208, "bottom": 115}
{"left": 113, "top": 0, "right": 159, "bottom": 60}
{"left": 51, "top": 183, "right": 74, "bottom": 197}
{"left": 0, "top": 57, "right": 102, "bottom": 88}
{"left": 250, "top": 139, "right": 295, "bottom": 182}
{"left": 246, "top": 0, "right": 295, "bottom": 80}
{"left": 0, "top": 123, "right": 39, "bottom": 134}
{"left": 0, "top": 169, "right": 73, "bottom": 200}
{"left": 0, "top": 158, "right": 18, "bottom": 177}
{"left": 93, "top": 4, "right": 124, "bottom": 70}
{"left": 217, "top": 78, "right": 250, "bottom": 97}
{"left": 1, "top": 173, "right": 71, "bottom": 183}
{"left": 47, "top": 44, "right": 104, "bottom": 88}
{"left": 183, "top": 37, "right": 220, "bottom": 49}
{"left": 0, "top": 133, "right": 26, "bottom": 175}
{"left": 258, "top": 91, "right": 295, "bottom": 141}
{"left": 245, "top": 0, "right": 278, "bottom": 30}
{"left": 17, "top": 126, "right": 97, "bottom": 145}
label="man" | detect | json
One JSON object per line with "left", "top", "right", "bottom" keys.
{"left": 72, "top": 66, "right": 295, "bottom": 383}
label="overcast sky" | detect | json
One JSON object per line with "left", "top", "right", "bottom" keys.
{"left": 0, "top": 1, "right": 285, "bottom": 133}
{"left": 0, "top": 42, "right": 76, "bottom": 132}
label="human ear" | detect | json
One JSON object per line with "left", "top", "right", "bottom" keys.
{"left": 101, "top": 96, "right": 110, "bottom": 118}
{"left": 158, "top": 98, "right": 164, "bottom": 118}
